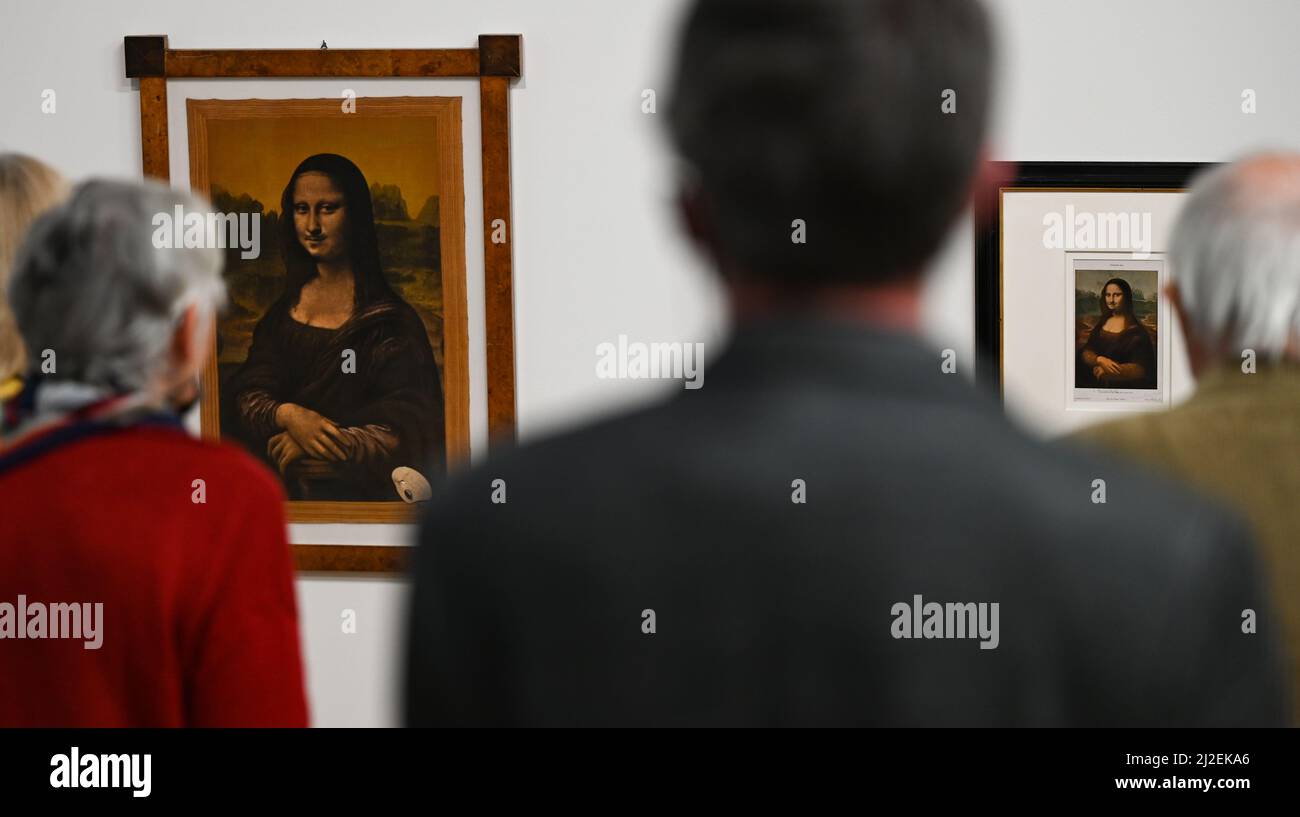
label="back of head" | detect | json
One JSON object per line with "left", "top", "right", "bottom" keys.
{"left": 8, "top": 178, "right": 226, "bottom": 393}
{"left": 1172, "top": 153, "right": 1300, "bottom": 361}
{"left": 0, "top": 154, "right": 67, "bottom": 381}
{"left": 667, "top": 0, "right": 993, "bottom": 288}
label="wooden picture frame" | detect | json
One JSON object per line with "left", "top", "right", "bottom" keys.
{"left": 125, "top": 35, "right": 522, "bottom": 573}
{"left": 973, "top": 161, "right": 1212, "bottom": 394}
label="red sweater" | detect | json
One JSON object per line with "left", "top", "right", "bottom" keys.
{"left": 0, "top": 424, "right": 309, "bottom": 727}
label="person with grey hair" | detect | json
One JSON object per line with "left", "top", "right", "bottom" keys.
{"left": 407, "top": 0, "right": 1284, "bottom": 726}
{"left": 0, "top": 178, "right": 309, "bottom": 727}
{"left": 6, "top": 179, "right": 225, "bottom": 413}
{"left": 1073, "top": 152, "right": 1300, "bottom": 721}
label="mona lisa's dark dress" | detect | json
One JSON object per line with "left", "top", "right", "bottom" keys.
{"left": 223, "top": 294, "right": 445, "bottom": 500}
{"left": 1076, "top": 319, "right": 1157, "bottom": 389}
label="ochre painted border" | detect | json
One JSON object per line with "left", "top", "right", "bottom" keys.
{"left": 187, "top": 96, "right": 471, "bottom": 486}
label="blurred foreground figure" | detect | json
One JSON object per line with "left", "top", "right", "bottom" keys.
{"left": 1074, "top": 154, "right": 1300, "bottom": 720}
{"left": 0, "top": 179, "right": 308, "bottom": 727}
{"left": 406, "top": 0, "right": 1286, "bottom": 725}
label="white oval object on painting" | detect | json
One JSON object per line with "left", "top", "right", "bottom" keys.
{"left": 391, "top": 466, "right": 432, "bottom": 503}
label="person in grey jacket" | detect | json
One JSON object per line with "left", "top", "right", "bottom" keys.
{"left": 405, "top": 0, "right": 1287, "bottom": 726}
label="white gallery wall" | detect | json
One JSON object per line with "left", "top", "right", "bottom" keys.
{"left": 4, "top": 0, "right": 1300, "bottom": 725}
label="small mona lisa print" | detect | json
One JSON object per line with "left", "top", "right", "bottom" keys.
{"left": 187, "top": 98, "right": 470, "bottom": 520}
{"left": 1069, "top": 259, "right": 1165, "bottom": 406}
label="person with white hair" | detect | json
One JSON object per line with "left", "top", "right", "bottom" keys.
{"left": 1073, "top": 152, "right": 1300, "bottom": 721}
{"left": 0, "top": 178, "right": 308, "bottom": 727}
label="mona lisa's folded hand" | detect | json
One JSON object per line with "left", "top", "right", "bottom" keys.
{"left": 1096, "top": 356, "right": 1123, "bottom": 376}
{"left": 268, "top": 431, "right": 306, "bottom": 474}
{"left": 276, "top": 403, "right": 353, "bottom": 462}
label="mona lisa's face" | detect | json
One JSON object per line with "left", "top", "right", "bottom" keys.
{"left": 292, "top": 171, "right": 349, "bottom": 263}
{"left": 1103, "top": 283, "right": 1125, "bottom": 315}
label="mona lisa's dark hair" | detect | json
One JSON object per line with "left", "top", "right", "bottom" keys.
{"left": 278, "top": 153, "right": 396, "bottom": 308}
{"left": 1099, "top": 277, "right": 1137, "bottom": 323}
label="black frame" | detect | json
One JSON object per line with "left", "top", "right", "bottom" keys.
{"left": 974, "top": 161, "right": 1213, "bottom": 392}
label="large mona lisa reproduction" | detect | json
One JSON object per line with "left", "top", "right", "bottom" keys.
{"left": 187, "top": 97, "right": 471, "bottom": 521}
{"left": 224, "top": 154, "right": 443, "bottom": 501}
